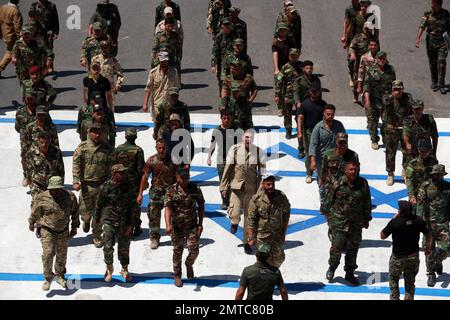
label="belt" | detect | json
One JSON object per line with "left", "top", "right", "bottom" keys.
{"left": 393, "top": 251, "right": 419, "bottom": 259}
{"left": 41, "top": 226, "right": 69, "bottom": 234}
{"left": 82, "top": 180, "right": 104, "bottom": 187}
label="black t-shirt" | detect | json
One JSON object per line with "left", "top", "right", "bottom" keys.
{"left": 382, "top": 215, "right": 429, "bottom": 257}
{"left": 272, "top": 36, "right": 296, "bottom": 70}
{"left": 297, "top": 98, "right": 327, "bottom": 131}
{"left": 240, "top": 262, "right": 282, "bottom": 300}
{"left": 83, "top": 76, "right": 112, "bottom": 106}
{"left": 211, "top": 126, "right": 241, "bottom": 164}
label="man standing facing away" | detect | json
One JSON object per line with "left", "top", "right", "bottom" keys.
{"left": 155, "top": 7, "right": 183, "bottom": 52}
{"left": 155, "top": 0, "right": 181, "bottom": 29}
{"left": 381, "top": 201, "right": 431, "bottom": 300}
{"left": 0, "top": 0, "right": 23, "bottom": 78}
{"left": 220, "top": 130, "right": 266, "bottom": 254}
{"left": 29, "top": 176, "right": 79, "bottom": 291}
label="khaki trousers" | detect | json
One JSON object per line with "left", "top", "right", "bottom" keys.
{"left": 228, "top": 185, "right": 256, "bottom": 244}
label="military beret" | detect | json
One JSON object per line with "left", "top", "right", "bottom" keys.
{"left": 376, "top": 51, "right": 387, "bottom": 58}
{"left": 392, "top": 80, "right": 404, "bottom": 89}
{"left": 47, "top": 176, "right": 64, "bottom": 190}
{"left": 411, "top": 99, "right": 424, "bottom": 109}
{"left": 169, "top": 113, "right": 181, "bottom": 122}
{"left": 431, "top": 164, "right": 447, "bottom": 175}
{"left": 276, "top": 22, "right": 289, "bottom": 31}
{"left": 257, "top": 243, "right": 271, "bottom": 255}
{"left": 418, "top": 139, "right": 432, "bottom": 150}
{"left": 176, "top": 167, "right": 190, "bottom": 177}
{"left": 336, "top": 132, "right": 348, "bottom": 142}
{"left": 35, "top": 105, "right": 48, "bottom": 115}
{"left": 111, "top": 164, "right": 127, "bottom": 174}
{"left": 28, "top": 65, "right": 41, "bottom": 74}
{"left": 125, "top": 127, "right": 137, "bottom": 138}
{"left": 231, "top": 82, "right": 242, "bottom": 92}
{"left": 89, "top": 122, "right": 103, "bottom": 131}
{"left": 93, "top": 22, "right": 103, "bottom": 30}
{"left": 168, "top": 87, "right": 180, "bottom": 95}
{"left": 289, "top": 48, "right": 300, "bottom": 56}
{"left": 233, "top": 38, "right": 244, "bottom": 46}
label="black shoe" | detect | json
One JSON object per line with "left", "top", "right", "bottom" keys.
{"left": 440, "top": 86, "right": 447, "bottom": 94}
{"left": 326, "top": 267, "right": 335, "bottom": 281}
{"left": 244, "top": 244, "right": 252, "bottom": 254}
{"left": 230, "top": 224, "right": 238, "bottom": 234}
{"left": 298, "top": 151, "right": 305, "bottom": 159}
{"left": 285, "top": 129, "right": 292, "bottom": 139}
{"left": 133, "top": 226, "right": 143, "bottom": 237}
{"left": 437, "top": 261, "right": 443, "bottom": 275}
{"left": 427, "top": 274, "right": 436, "bottom": 287}
{"left": 431, "top": 83, "right": 439, "bottom": 91}
{"left": 345, "top": 272, "right": 360, "bottom": 286}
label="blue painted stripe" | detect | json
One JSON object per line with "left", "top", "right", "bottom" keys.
{"left": 0, "top": 272, "right": 449, "bottom": 297}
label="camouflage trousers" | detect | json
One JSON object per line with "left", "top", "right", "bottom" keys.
{"left": 103, "top": 223, "right": 131, "bottom": 266}
{"left": 302, "top": 129, "right": 313, "bottom": 175}
{"left": 79, "top": 183, "right": 103, "bottom": 240}
{"left": 279, "top": 100, "right": 296, "bottom": 132}
{"left": 228, "top": 186, "right": 256, "bottom": 245}
{"left": 217, "top": 164, "right": 230, "bottom": 207}
{"left": 365, "top": 100, "right": 382, "bottom": 144}
{"left": 147, "top": 187, "right": 167, "bottom": 240}
{"left": 0, "top": 40, "right": 15, "bottom": 71}
{"left": 424, "top": 223, "right": 450, "bottom": 275}
{"left": 382, "top": 128, "right": 407, "bottom": 174}
{"left": 328, "top": 226, "right": 362, "bottom": 272}
{"left": 426, "top": 36, "right": 448, "bottom": 86}
{"left": 40, "top": 227, "right": 69, "bottom": 281}
{"left": 130, "top": 185, "right": 141, "bottom": 229}
{"left": 171, "top": 227, "right": 199, "bottom": 277}
{"left": 389, "top": 253, "right": 420, "bottom": 300}
{"left": 19, "top": 138, "right": 28, "bottom": 178}
{"left": 259, "top": 240, "right": 285, "bottom": 268}
{"left": 30, "top": 181, "right": 47, "bottom": 207}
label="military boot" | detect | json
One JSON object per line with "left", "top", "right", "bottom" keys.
{"left": 186, "top": 263, "right": 194, "bottom": 279}
{"left": 93, "top": 237, "right": 103, "bottom": 248}
{"left": 285, "top": 128, "right": 292, "bottom": 139}
{"left": 82, "top": 220, "right": 90, "bottom": 233}
{"left": 427, "top": 273, "right": 436, "bottom": 287}
{"left": 55, "top": 276, "right": 67, "bottom": 289}
{"left": 104, "top": 264, "right": 114, "bottom": 282}
{"left": 305, "top": 175, "right": 313, "bottom": 184}
{"left": 230, "top": 224, "right": 238, "bottom": 234}
{"left": 42, "top": 280, "right": 51, "bottom": 291}
{"left": 386, "top": 174, "right": 394, "bottom": 186}
{"left": 437, "top": 261, "right": 443, "bottom": 275}
{"left": 174, "top": 275, "right": 183, "bottom": 287}
{"left": 345, "top": 271, "right": 360, "bottom": 286}
{"left": 431, "top": 83, "right": 439, "bottom": 91}
{"left": 150, "top": 237, "right": 160, "bottom": 250}
{"left": 120, "top": 265, "right": 132, "bottom": 282}
{"left": 440, "top": 86, "right": 446, "bottom": 95}
{"left": 326, "top": 266, "right": 335, "bottom": 281}
{"left": 133, "top": 226, "right": 143, "bottom": 237}
{"left": 277, "top": 109, "right": 283, "bottom": 117}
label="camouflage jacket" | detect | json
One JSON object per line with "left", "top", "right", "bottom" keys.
{"left": 420, "top": 8, "right": 450, "bottom": 39}
{"left": 164, "top": 182, "right": 205, "bottom": 231}
{"left": 94, "top": 180, "right": 135, "bottom": 227}
{"left": 382, "top": 92, "right": 413, "bottom": 131}
{"left": 143, "top": 154, "right": 177, "bottom": 191}
{"left": 80, "top": 34, "right": 112, "bottom": 67}
{"left": 222, "top": 96, "right": 252, "bottom": 128}
{"left": 275, "top": 61, "right": 302, "bottom": 102}
{"left": 72, "top": 139, "right": 113, "bottom": 184}
{"left": 417, "top": 179, "right": 450, "bottom": 225}
{"left": 357, "top": 51, "right": 376, "bottom": 83}
{"left": 26, "top": 144, "right": 64, "bottom": 189}
{"left": 402, "top": 114, "right": 439, "bottom": 150}
{"left": 91, "top": 53, "right": 124, "bottom": 86}
{"left": 405, "top": 155, "right": 438, "bottom": 197}
{"left": 293, "top": 74, "right": 321, "bottom": 104}
{"left": 151, "top": 31, "right": 182, "bottom": 68}
{"left": 221, "top": 52, "right": 253, "bottom": 80}
{"left": 155, "top": 100, "right": 191, "bottom": 135}
{"left": 12, "top": 39, "right": 52, "bottom": 81}
{"left": 29, "top": 190, "right": 79, "bottom": 232}
{"left": 15, "top": 105, "right": 36, "bottom": 138}
{"left": 114, "top": 141, "right": 145, "bottom": 185}
{"left": 207, "top": 0, "right": 231, "bottom": 35}
{"left": 222, "top": 72, "right": 257, "bottom": 99}
{"left": 349, "top": 32, "right": 369, "bottom": 57}
{"left": 31, "top": 1, "right": 59, "bottom": 35}
{"left": 248, "top": 188, "right": 291, "bottom": 243}
{"left": 320, "top": 148, "right": 359, "bottom": 186}
{"left": 322, "top": 175, "right": 372, "bottom": 230}
{"left": 363, "top": 64, "right": 397, "bottom": 100}
{"left": 22, "top": 78, "right": 57, "bottom": 107}
{"left": 24, "top": 120, "right": 59, "bottom": 150}
{"left": 211, "top": 29, "right": 237, "bottom": 67}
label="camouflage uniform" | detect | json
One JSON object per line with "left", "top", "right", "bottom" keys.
{"left": 29, "top": 187, "right": 79, "bottom": 282}
{"left": 357, "top": 51, "right": 377, "bottom": 86}
{"left": 31, "top": 0, "right": 59, "bottom": 50}
{"left": 405, "top": 155, "right": 439, "bottom": 201}
{"left": 12, "top": 37, "right": 52, "bottom": 82}
{"left": 15, "top": 102, "right": 36, "bottom": 178}
{"left": 21, "top": 78, "right": 57, "bottom": 107}
{"left": 207, "top": 0, "right": 231, "bottom": 36}
{"left": 222, "top": 71, "right": 257, "bottom": 100}
{"left": 363, "top": 60, "right": 396, "bottom": 143}
{"left": 402, "top": 113, "right": 439, "bottom": 165}
{"left": 164, "top": 181, "right": 205, "bottom": 277}
{"left": 222, "top": 89, "right": 253, "bottom": 131}
{"left": 248, "top": 188, "right": 291, "bottom": 268}
{"left": 72, "top": 132, "right": 113, "bottom": 241}
{"left": 151, "top": 30, "right": 182, "bottom": 72}
{"left": 322, "top": 175, "right": 372, "bottom": 273}
{"left": 144, "top": 154, "right": 177, "bottom": 240}
{"left": 320, "top": 148, "right": 359, "bottom": 188}
{"left": 419, "top": 8, "right": 450, "bottom": 87}
{"left": 155, "top": 99, "right": 191, "bottom": 138}
{"left": 26, "top": 144, "right": 64, "bottom": 202}
{"left": 293, "top": 73, "right": 321, "bottom": 105}
{"left": 348, "top": 32, "right": 369, "bottom": 94}
{"left": 382, "top": 91, "right": 414, "bottom": 173}
{"left": 94, "top": 177, "right": 135, "bottom": 267}
{"left": 229, "top": 11, "right": 247, "bottom": 53}
{"left": 275, "top": 57, "right": 302, "bottom": 134}
{"left": 417, "top": 174, "right": 450, "bottom": 276}
{"left": 114, "top": 134, "right": 145, "bottom": 231}
{"left": 389, "top": 253, "right": 420, "bottom": 300}
{"left": 211, "top": 27, "right": 237, "bottom": 87}
{"left": 80, "top": 34, "right": 112, "bottom": 68}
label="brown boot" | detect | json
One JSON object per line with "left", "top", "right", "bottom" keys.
{"left": 120, "top": 265, "right": 132, "bottom": 282}
{"left": 186, "top": 263, "right": 194, "bottom": 279}
{"left": 174, "top": 275, "right": 183, "bottom": 287}
{"left": 104, "top": 264, "right": 114, "bottom": 282}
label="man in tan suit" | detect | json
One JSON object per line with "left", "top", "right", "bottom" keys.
{"left": 220, "top": 130, "right": 266, "bottom": 254}
{"left": 0, "top": 0, "right": 22, "bottom": 77}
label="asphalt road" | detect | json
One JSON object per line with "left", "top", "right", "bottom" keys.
{"left": 0, "top": 0, "right": 448, "bottom": 117}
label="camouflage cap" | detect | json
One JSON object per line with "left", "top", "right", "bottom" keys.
{"left": 176, "top": 167, "right": 190, "bottom": 177}
{"left": 22, "top": 24, "right": 33, "bottom": 34}
{"left": 418, "top": 139, "right": 432, "bottom": 150}
{"left": 257, "top": 243, "right": 271, "bottom": 255}
{"left": 222, "top": 17, "right": 232, "bottom": 25}
{"left": 392, "top": 80, "right": 404, "bottom": 89}
{"left": 231, "top": 82, "right": 242, "bottom": 92}
{"left": 111, "top": 164, "right": 127, "bottom": 174}
{"left": 412, "top": 99, "right": 424, "bottom": 109}
{"left": 277, "top": 22, "right": 289, "bottom": 31}
{"left": 125, "top": 127, "right": 137, "bottom": 138}
{"left": 89, "top": 122, "right": 103, "bottom": 131}
{"left": 261, "top": 173, "right": 276, "bottom": 181}
{"left": 168, "top": 87, "right": 180, "bottom": 95}
{"left": 289, "top": 48, "right": 300, "bottom": 56}
{"left": 336, "top": 132, "right": 348, "bottom": 142}
{"left": 229, "top": 6, "right": 241, "bottom": 13}
{"left": 376, "top": 51, "right": 387, "bottom": 58}
{"left": 35, "top": 105, "right": 48, "bottom": 115}
{"left": 233, "top": 38, "right": 244, "bottom": 46}
{"left": 47, "top": 176, "right": 64, "bottom": 190}
{"left": 24, "top": 88, "right": 37, "bottom": 99}
{"left": 431, "top": 164, "right": 447, "bottom": 175}
{"left": 360, "top": 0, "right": 372, "bottom": 5}
{"left": 169, "top": 113, "right": 181, "bottom": 122}
{"left": 93, "top": 22, "right": 103, "bottom": 30}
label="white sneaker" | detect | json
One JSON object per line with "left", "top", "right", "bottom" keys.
{"left": 305, "top": 175, "right": 313, "bottom": 184}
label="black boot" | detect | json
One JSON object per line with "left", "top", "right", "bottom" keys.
{"left": 326, "top": 266, "right": 335, "bottom": 281}
{"left": 345, "top": 271, "right": 359, "bottom": 286}
{"left": 427, "top": 273, "right": 436, "bottom": 287}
